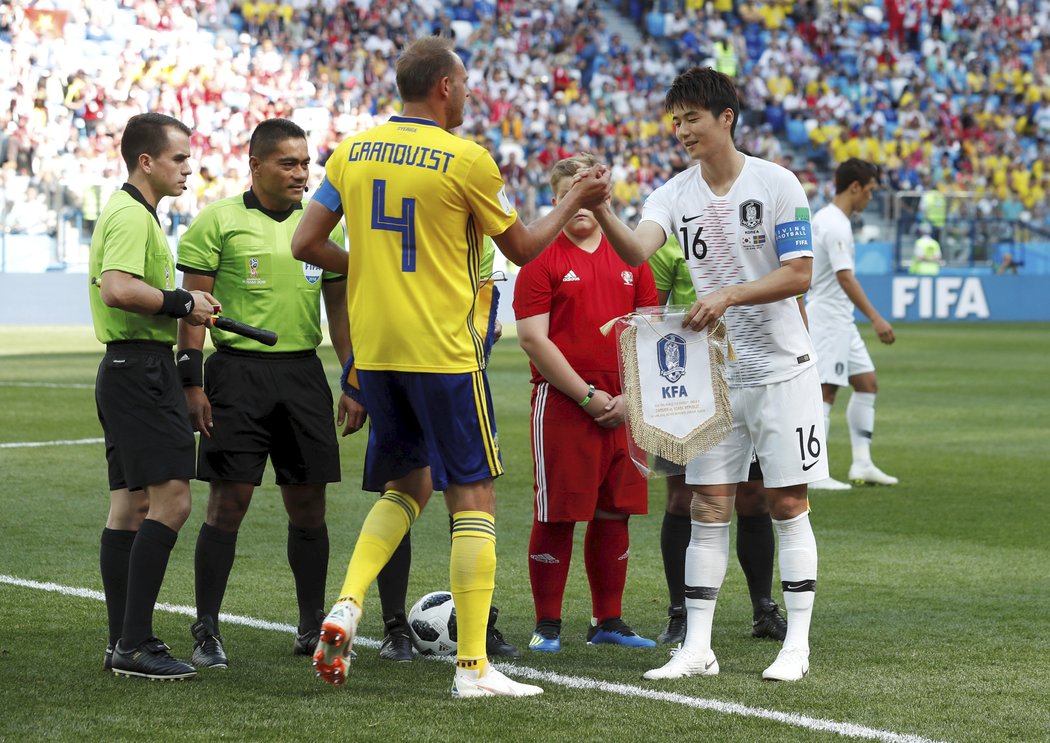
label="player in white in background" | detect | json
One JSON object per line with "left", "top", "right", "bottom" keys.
{"left": 807, "top": 158, "right": 898, "bottom": 488}
{"left": 591, "top": 66, "right": 823, "bottom": 682}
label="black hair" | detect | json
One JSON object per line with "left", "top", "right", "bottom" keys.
{"left": 664, "top": 66, "right": 740, "bottom": 139}
{"left": 834, "top": 158, "right": 881, "bottom": 194}
{"left": 120, "top": 113, "right": 191, "bottom": 172}
{"left": 249, "top": 118, "right": 307, "bottom": 159}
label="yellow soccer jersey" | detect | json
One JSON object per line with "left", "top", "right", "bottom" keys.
{"left": 316, "top": 115, "right": 517, "bottom": 373}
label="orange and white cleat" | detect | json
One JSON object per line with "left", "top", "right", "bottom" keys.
{"left": 312, "top": 600, "right": 361, "bottom": 686}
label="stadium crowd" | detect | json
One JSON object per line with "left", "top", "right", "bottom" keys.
{"left": 1, "top": 0, "right": 1049, "bottom": 245}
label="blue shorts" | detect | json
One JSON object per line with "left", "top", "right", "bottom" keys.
{"left": 358, "top": 369, "right": 503, "bottom": 492}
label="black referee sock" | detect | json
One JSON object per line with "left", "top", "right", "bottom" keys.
{"left": 660, "top": 511, "right": 692, "bottom": 607}
{"left": 195, "top": 522, "right": 238, "bottom": 630}
{"left": 100, "top": 528, "right": 136, "bottom": 647}
{"left": 736, "top": 513, "right": 775, "bottom": 616}
{"left": 377, "top": 532, "right": 412, "bottom": 622}
{"left": 120, "top": 519, "right": 177, "bottom": 650}
{"left": 288, "top": 522, "right": 329, "bottom": 632}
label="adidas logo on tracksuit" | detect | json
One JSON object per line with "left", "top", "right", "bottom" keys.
{"left": 562, "top": 270, "right": 580, "bottom": 282}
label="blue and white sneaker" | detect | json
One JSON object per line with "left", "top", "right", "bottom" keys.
{"left": 528, "top": 619, "right": 562, "bottom": 653}
{"left": 587, "top": 617, "right": 656, "bottom": 648}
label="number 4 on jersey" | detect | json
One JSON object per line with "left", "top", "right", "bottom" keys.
{"left": 372, "top": 179, "right": 417, "bottom": 272}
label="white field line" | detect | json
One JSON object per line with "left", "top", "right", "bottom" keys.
{"left": 0, "top": 437, "right": 105, "bottom": 449}
{"left": 0, "top": 382, "right": 95, "bottom": 389}
{"left": 0, "top": 574, "right": 945, "bottom": 743}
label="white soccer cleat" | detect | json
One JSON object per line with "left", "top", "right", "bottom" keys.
{"left": 642, "top": 646, "right": 719, "bottom": 680}
{"left": 762, "top": 647, "right": 810, "bottom": 681}
{"left": 452, "top": 664, "right": 544, "bottom": 698}
{"left": 848, "top": 462, "right": 899, "bottom": 486}
{"left": 312, "top": 599, "right": 361, "bottom": 686}
{"left": 808, "top": 477, "right": 852, "bottom": 491}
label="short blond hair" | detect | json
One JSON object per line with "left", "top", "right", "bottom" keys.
{"left": 549, "top": 153, "right": 599, "bottom": 192}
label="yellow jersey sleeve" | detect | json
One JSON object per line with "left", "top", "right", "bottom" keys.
{"left": 462, "top": 151, "right": 517, "bottom": 238}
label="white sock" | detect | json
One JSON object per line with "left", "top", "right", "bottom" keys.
{"left": 822, "top": 401, "right": 833, "bottom": 440}
{"left": 847, "top": 392, "right": 876, "bottom": 465}
{"left": 774, "top": 511, "right": 817, "bottom": 653}
{"left": 682, "top": 521, "right": 730, "bottom": 654}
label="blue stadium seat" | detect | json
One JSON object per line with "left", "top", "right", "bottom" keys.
{"left": 787, "top": 118, "right": 809, "bottom": 147}
{"left": 645, "top": 11, "right": 664, "bottom": 37}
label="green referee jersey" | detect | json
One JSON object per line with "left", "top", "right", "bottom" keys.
{"left": 89, "top": 185, "right": 179, "bottom": 345}
{"left": 648, "top": 234, "right": 696, "bottom": 306}
{"left": 175, "top": 190, "right": 346, "bottom": 352}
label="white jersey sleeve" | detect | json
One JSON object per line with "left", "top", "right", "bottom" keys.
{"left": 807, "top": 204, "right": 856, "bottom": 326}
{"left": 770, "top": 166, "right": 815, "bottom": 262}
{"left": 645, "top": 157, "right": 817, "bottom": 387}
{"left": 639, "top": 183, "right": 674, "bottom": 244}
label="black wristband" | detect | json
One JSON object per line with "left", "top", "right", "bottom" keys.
{"left": 176, "top": 348, "right": 204, "bottom": 388}
{"left": 157, "top": 288, "right": 195, "bottom": 319}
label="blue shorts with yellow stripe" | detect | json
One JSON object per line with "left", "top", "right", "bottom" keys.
{"left": 358, "top": 369, "right": 503, "bottom": 492}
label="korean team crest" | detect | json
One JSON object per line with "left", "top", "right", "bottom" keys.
{"left": 740, "top": 199, "right": 763, "bottom": 230}
{"left": 657, "top": 333, "right": 687, "bottom": 383}
{"left": 621, "top": 271, "right": 634, "bottom": 286}
{"left": 612, "top": 307, "right": 733, "bottom": 470}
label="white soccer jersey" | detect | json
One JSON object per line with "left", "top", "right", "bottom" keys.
{"left": 641, "top": 156, "right": 816, "bottom": 387}
{"left": 807, "top": 203, "right": 856, "bottom": 326}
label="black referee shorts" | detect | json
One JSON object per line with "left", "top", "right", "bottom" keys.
{"left": 95, "top": 341, "right": 196, "bottom": 492}
{"left": 197, "top": 348, "right": 340, "bottom": 486}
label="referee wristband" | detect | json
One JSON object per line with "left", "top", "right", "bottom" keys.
{"left": 157, "top": 288, "right": 195, "bottom": 319}
{"left": 579, "top": 384, "right": 595, "bottom": 407}
{"left": 176, "top": 348, "right": 204, "bottom": 388}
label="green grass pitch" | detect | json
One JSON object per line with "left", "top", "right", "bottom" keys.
{"left": 0, "top": 324, "right": 1047, "bottom": 742}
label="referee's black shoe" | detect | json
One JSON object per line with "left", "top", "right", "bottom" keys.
{"left": 378, "top": 613, "right": 415, "bottom": 662}
{"left": 111, "top": 637, "right": 197, "bottom": 680}
{"left": 104, "top": 644, "right": 114, "bottom": 671}
{"left": 486, "top": 606, "right": 522, "bottom": 658}
{"left": 294, "top": 609, "right": 324, "bottom": 656}
{"left": 658, "top": 604, "right": 687, "bottom": 645}
{"left": 751, "top": 598, "right": 788, "bottom": 641}
{"left": 190, "top": 617, "right": 229, "bottom": 669}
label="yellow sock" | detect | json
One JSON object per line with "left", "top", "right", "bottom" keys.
{"left": 338, "top": 490, "right": 420, "bottom": 604}
{"left": 450, "top": 511, "right": 496, "bottom": 670}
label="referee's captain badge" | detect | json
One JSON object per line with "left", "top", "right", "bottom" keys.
{"left": 657, "top": 332, "right": 688, "bottom": 391}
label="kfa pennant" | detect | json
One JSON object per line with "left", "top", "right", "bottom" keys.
{"left": 608, "top": 306, "right": 733, "bottom": 475}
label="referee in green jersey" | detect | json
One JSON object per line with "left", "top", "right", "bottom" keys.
{"left": 174, "top": 119, "right": 361, "bottom": 669}
{"left": 90, "top": 113, "right": 218, "bottom": 680}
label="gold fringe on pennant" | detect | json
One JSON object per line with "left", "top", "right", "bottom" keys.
{"left": 619, "top": 318, "right": 734, "bottom": 466}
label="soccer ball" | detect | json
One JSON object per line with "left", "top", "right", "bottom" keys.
{"left": 408, "top": 591, "right": 458, "bottom": 656}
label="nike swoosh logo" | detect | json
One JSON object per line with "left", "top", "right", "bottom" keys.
{"left": 682, "top": 214, "right": 702, "bottom": 222}
{"left": 802, "top": 461, "right": 819, "bottom": 471}
{"left": 705, "top": 659, "right": 716, "bottom": 670}
{"left": 785, "top": 582, "right": 810, "bottom": 591}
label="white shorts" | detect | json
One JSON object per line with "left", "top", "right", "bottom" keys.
{"left": 810, "top": 321, "right": 874, "bottom": 388}
{"left": 685, "top": 366, "right": 829, "bottom": 488}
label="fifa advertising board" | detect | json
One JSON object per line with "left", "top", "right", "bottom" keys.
{"left": 851, "top": 275, "right": 1050, "bottom": 322}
